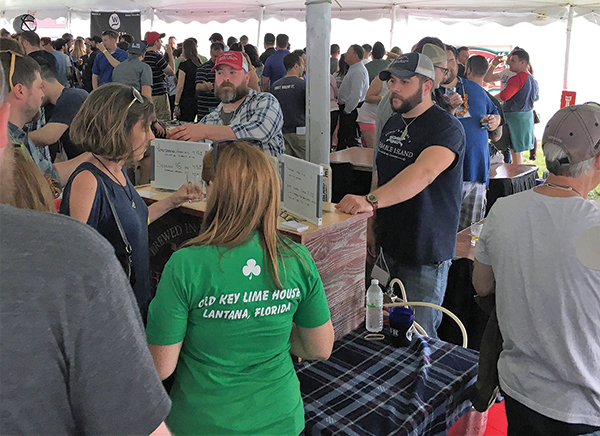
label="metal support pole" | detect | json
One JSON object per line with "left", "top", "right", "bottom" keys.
{"left": 257, "top": 6, "right": 265, "bottom": 48}
{"left": 563, "top": 4, "right": 574, "bottom": 90}
{"left": 305, "top": 0, "right": 332, "bottom": 166}
{"left": 390, "top": 4, "right": 397, "bottom": 51}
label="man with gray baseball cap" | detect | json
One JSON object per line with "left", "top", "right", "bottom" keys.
{"left": 473, "top": 103, "right": 600, "bottom": 435}
{"left": 112, "top": 40, "right": 153, "bottom": 99}
{"left": 337, "top": 52, "right": 466, "bottom": 337}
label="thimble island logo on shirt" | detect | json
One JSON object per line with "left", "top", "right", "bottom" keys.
{"left": 242, "top": 259, "right": 261, "bottom": 280}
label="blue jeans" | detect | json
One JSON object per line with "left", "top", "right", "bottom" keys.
{"left": 384, "top": 256, "right": 452, "bottom": 339}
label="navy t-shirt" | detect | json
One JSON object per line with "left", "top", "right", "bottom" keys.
{"left": 375, "top": 104, "right": 465, "bottom": 265}
{"left": 271, "top": 76, "right": 306, "bottom": 133}
{"left": 262, "top": 49, "right": 290, "bottom": 84}
{"left": 50, "top": 87, "right": 89, "bottom": 158}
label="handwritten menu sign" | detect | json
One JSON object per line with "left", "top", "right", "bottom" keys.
{"left": 279, "top": 155, "right": 323, "bottom": 225}
{"left": 151, "top": 139, "right": 211, "bottom": 190}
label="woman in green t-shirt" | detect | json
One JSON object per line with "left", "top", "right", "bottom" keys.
{"left": 147, "top": 141, "right": 334, "bottom": 435}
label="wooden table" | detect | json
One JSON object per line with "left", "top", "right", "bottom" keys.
{"left": 330, "top": 147, "right": 374, "bottom": 172}
{"left": 454, "top": 224, "right": 478, "bottom": 261}
{"left": 137, "top": 185, "right": 372, "bottom": 339}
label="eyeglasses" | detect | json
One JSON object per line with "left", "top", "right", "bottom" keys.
{"left": 0, "top": 50, "right": 24, "bottom": 91}
{"left": 435, "top": 65, "right": 449, "bottom": 76}
{"left": 211, "top": 137, "right": 264, "bottom": 171}
{"left": 102, "top": 30, "right": 116, "bottom": 37}
{"left": 127, "top": 87, "right": 144, "bottom": 109}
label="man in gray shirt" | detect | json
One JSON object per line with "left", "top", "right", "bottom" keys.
{"left": 113, "top": 40, "right": 153, "bottom": 99}
{"left": 0, "top": 62, "right": 171, "bottom": 435}
{"left": 337, "top": 44, "right": 369, "bottom": 150}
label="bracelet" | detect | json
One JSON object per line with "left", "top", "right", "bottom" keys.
{"left": 491, "top": 63, "right": 497, "bottom": 68}
{"left": 174, "top": 102, "right": 179, "bottom": 106}
{"left": 102, "top": 49, "right": 108, "bottom": 54}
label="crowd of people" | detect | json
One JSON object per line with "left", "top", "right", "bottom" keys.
{"left": 0, "top": 24, "right": 599, "bottom": 436}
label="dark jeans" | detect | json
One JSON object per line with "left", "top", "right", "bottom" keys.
{"left": 337, "top": 105, "right": 361, "bottom": 150}
{"left": 504, "top": 394, "right": 600, "bottom": 436}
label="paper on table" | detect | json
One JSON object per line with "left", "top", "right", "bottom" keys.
{"left": 137, "top": 189, "right": 157, "bottom": 198}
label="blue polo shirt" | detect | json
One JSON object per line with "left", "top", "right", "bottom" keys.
{"left": 262, "top": 49, "right": 290, "bottom": 84}
{"left": 92, "top": 48, "right": 128, "bottom": 86}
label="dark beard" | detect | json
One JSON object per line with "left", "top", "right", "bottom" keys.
{"left": 390, "top": 84, "right": 423, "bottom": 114}
{"left": 215, "top": 82, "right": 249, "bottom": 103}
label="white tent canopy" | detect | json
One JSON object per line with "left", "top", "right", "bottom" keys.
{"left": 3, "top": 0, "right": 599, "bottom": 164}
{"left": 3, "top": 0, "right": 600, "bottom": 26}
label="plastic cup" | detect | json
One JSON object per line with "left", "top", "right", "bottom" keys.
{"left": 470, "top": 222, "right": 483, "bottom": 246}
{"left": 444, "top": 86, "right": 456, "bottom": 95}
{"left": 388, "top": 307, "right": 414, "bottom": 347}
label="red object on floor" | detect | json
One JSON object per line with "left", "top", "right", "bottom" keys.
{"left": 483, "top": 401, "right": 508, "bottom": 436}
{"left": 449, "top": 409, "right": 488, "bottom": 436}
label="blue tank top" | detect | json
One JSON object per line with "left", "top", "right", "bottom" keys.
{"left": 60, "top": 162, "right": 150, "bottom": 320}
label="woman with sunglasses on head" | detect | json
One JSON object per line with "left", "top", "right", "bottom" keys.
{"left": 146, "top": 141, "right": 334, "bottom": 436}
{"left": 60, "top": 83, "right": 202, "bottom": 321}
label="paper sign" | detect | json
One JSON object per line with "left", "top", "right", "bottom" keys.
{"left": 279, "top": 155, "right": 323, "bottom": 226}
{"left": 151, "top": 139, "right": 211, "bottom": 191}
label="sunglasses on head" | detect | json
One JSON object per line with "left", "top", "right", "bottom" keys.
{"left": 0, "top": 50, "right": 24, "bottom": 91}
{"left": 127, "top": 87, "right": 144, "bottom": 109}
{"left": 211, "top": 137, "right": 264, "bottom": 172}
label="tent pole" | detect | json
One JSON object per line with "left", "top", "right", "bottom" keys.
{"left": 151, "top": 8, "right": 155, "bottom": 30}
{"left": 563, "top": 3, "right": 574, "bottom": 90}
{"left": 257, "top": 6, "right": 265, "bottom": 48}
{"left": 67, "top": 9, "right": 72, "bottom": 34}
{"left": 390, "top": 4, "right": 396, "bottom": 51}
{"left": 306, "top": 0, "right": 331, "bottom": 166}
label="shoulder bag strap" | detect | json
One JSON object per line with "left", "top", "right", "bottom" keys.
{"left": 98, "top": 177, "right": 133, "bottom": 257}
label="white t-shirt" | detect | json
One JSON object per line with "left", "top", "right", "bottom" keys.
{"left": 475, "top": 189, "right": 600, "bottom": 426}
{"left": 498, "top": 68, "right": 516, "bottom": 91}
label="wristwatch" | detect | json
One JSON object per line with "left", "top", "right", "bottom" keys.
{"left": 365, "top": 193, "right": 379, "bottom": 211}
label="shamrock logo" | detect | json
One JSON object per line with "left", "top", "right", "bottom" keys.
{"left": 242, "top": 259, "right": 261, "bottom": 280}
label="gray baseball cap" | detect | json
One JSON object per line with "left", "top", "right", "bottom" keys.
{"left": 129, "top": 40, "right": 147, "bottom": 55}
{"left": 542, "top": 103, "right": 600, "bottom": 165}
{"left": 379, "top": 52, "right": 435, "bottom": 82}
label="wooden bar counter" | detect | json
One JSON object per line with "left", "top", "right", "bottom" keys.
{"left": 137, "top": 185, "right": 372, "bottom": 339}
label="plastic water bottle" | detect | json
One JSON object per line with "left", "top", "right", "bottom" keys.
{"left": 365, "top": 279, "right": 383, "bottom": 332}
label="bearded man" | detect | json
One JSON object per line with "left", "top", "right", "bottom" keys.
{"left": 170, "top": 51, "right": 284, "bottom": 157}
{"left": 337, "top": 53, "right": 465, "bottom": 337}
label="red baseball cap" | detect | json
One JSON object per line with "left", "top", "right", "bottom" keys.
{"left": 145, "top": 31, "right": 165, "bottom": 45}
{"left": 212, "top": 51, "right": 249, "bottom": 72}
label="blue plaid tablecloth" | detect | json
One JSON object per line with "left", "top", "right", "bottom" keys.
{"left": 296, "top": 328, "right": 479, "bottom": 436}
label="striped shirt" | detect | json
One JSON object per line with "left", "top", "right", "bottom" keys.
{"left": 195, "top": 60, "right": 220, "bottom": 118}
{"left": 143, "top": 51, "right": 169, "bottom": 96}
{"left": 200, "top": 89, "right": 285, "bottom": 157}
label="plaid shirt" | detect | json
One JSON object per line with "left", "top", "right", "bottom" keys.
{"left": 200, "top": 89, "right": 285, "bottom": 157}
{"left": 8, "top": 122, "right": 58, "bottom": 180}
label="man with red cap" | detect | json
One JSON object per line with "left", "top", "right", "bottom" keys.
{"left": 170, "top": 51, "right": 284, "bottom": 157}
{"left": 143, "top": 31, "right": 175, "bottom": 120}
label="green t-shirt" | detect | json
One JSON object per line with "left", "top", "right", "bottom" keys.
{"left": 146, "top": 232, "right": 331, "bottom": 435}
